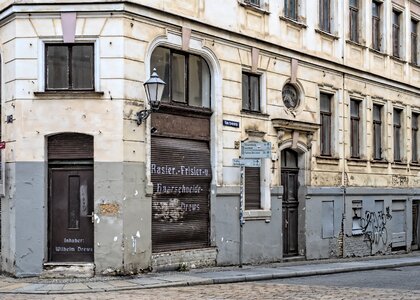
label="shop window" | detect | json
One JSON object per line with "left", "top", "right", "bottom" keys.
{"left": 319, "top": 0, "right": 331, "bottom": 33}
{"left": 393, "top": 108, "right": 402, "bottom": 162}
{"left": 349, "top": 0, "right": 359, "bottom": 43}
{"left": 242, "top": 72, "right": 260, "bottom": 113}
{"left": 320, "top": 93, "right": 332, "bottom": 156}
{"left": 45, "top": 44, "right": 94, "bottom": 91}
{"left": 285, "top": 0, "right": 298, "bottom": 21}
{"left": 412, "top": 113, "right": 419, "bottom": 163}
{"left": 373, "top": 104, "right": 383, "bottom": 160}
{"left": 412, "top": 19, "right": 418, "bottom": 65}
{"left": 150, "top": 46, "right": 211, "bottom": 108}
{"left": 392, "top": 10, "right": 402, "bottom": 58}
{"left": 372, "top": 1, "right": 382, "bottom": 51}
{"left": 350, "top": 99, "right": 361, "bottom": 158}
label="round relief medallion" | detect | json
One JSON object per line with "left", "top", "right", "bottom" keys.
{"left": 282, "top": 84, "right": 299, "bottom": 109}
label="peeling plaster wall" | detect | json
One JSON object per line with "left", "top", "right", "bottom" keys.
{"left": 212, "top": 186, "right": 283, "bottom": 265}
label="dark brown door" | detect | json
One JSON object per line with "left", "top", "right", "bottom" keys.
{"left": 281, "top": 149, "right": 299, "bottom": 256}
{"left": 413, "top": 202, "right": 419, "bottom": 250}
{"left": 49, "top": 167, "right": 94, "bottom": 262}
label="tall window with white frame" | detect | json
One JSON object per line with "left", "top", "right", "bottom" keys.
{"left": 393, "top": 108, "right": 402, "bottom": 162}
{"left": 412, "top": 113, "right": 419, "bottom": 163}
{"left": 319, "top": 0, "right": 331, "bottom": 33}
{"left": 320, "top": 93, "right": 332, "bottom": 156}
{"left": 45, "top": 44, "right": 94, "bottom": 91}
{"left": 349, "top": 0, "right": 359, "bottom": 43}
{"left": 412, "top": 19, "right": 418, "bottom": 65}
{"left": 372, "top": 1, "right": 382, "bottom": 51}
{"left": 373, "top": 104, "right": 383, "bottom": 160}
{"left": 242, "top": 72, "right": 260, "bottom": 113}
{"left": 350, "top": 99, "right": 361, "bottom": 158}
{"left": 285, "top": 0, "right": 298, "bottom": 21}
{"left": 392, "top": 10, "right": 401, "bottom": 58}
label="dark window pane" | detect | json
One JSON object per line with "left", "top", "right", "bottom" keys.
{"left": 320, "top": 93, "right": 332, "bottom": 156}
{"left": 350, "top": 100, "right": 360, "bottom": 158}
{"left": 373, "top": 104, "right": 382, "bottom": 160}
{"left": 394, "top": 109, "right": 402, "bottom": 161}
{"left": 151, "top": 47, "right": 170, "bottom": 102}
{"left": 188, "top": 55, "right": 211, "bottom": 108}
{"left": 171, "top": 53, "right": 186, "bottom": 103}
{"left": 413, "top": 114, "right": 419, "bottom": 162}
{"left": 350, "top": 0, "right": 358, "bottom": 7}
{"left": 319, "top": 0, "right": 331, "bottom": 32}
{"left": 242, "top": 73, "right": 250, "bottom": 110}
{"left": 250, "top": 75, "right": 260, "bottom": 111}
{"left": 285, "top": 0, "right": 297, "bottom": 20}
{"left": 393, "top": 11, "right": 400, "bottom": 57}
{"left": 372, "top": 2, "right": 381, "bottom": 51}
{"left": 72, "top": 45, "right": 94, "bottom": 90}
{"left": 46, "top": 46, "right": 69, "bottom": 89}
{"left": 412, "top": 20, "right": 418, "bottom": 64}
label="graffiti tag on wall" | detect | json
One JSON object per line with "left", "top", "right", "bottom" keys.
{"left": 361, "top": 207, "right": 392, "bottom": 247}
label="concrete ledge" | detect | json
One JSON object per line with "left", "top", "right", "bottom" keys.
{"left": 152, "top": 248, "right": 217, "bottom": 272}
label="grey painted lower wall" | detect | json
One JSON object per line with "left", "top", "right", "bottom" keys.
{"left": 1, "top": 161, "right": 152, "bottom": 277}
{"left": 212, "top": 185, "right": 283, "bottom": 265}
{"left": 306, "top": 187, "right": 420, "bottom": 260}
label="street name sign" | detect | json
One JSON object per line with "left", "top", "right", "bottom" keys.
{"left": 241, "top": 141, "right": 271, "bottom": 159}
{"left": 232, "top": 158, "right": 261, "bottom": 167}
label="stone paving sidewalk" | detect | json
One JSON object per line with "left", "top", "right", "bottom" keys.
{"left": 1, "top": 254, "right": 420, "bottom": 295}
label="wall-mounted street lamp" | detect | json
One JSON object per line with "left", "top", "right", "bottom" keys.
{"left": 136, "top": 68, "right": 166, "bottom": 126}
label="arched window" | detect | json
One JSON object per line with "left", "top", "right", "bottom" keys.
{"left": 150, "top": 47, "right": 211, "bottom": 108}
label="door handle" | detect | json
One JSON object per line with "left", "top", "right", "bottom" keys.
{"left": 86, "top": 212, "right": 95, "bottom": 224}
{"left": 285, "top": 219, "right": 288, "bottom": 229}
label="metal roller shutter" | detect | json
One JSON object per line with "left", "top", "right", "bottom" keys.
{"left": 48, "top": 133, "right": 93, "bottom": 160}
{"left": 151, "top": 136, "right": 211, "bottom": 252}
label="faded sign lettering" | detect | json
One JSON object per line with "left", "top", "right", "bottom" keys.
{"left": 153, "top": 198, "right": 201, "bottom": 222}
{"left": 151, "top": 164, "right": 209, "bottom": 176}
{"left": 155, "top": 183, "right": 203, "bottom": 194}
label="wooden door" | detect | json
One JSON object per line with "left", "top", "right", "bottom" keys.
{"left": 281, "top": 149, "right": 299, "bottom": 256}
{"left": 49, "top": 167, "right": 94, "bottom": 262}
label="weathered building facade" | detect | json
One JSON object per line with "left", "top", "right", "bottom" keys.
{"left": 0, "top": 0, "right": 419, "bottom": 277}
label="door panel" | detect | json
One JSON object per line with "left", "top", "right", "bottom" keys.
{"left": 49, "top": 168, "right": 94, "bottom": 262}
{"left": 282, "top": 168, "right": 299, "bottom": 256}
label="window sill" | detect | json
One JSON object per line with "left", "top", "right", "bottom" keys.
{"left": 241, "top": 110, "right": 270, "bottom": 119}
{"left": 238, "top": 0, "right": 270, "bottom": 15}
{"left": 315, "top": 29, "right": 339, "bottom": 40}
{"left": 392, "top": 161, "right": 408, "bottom": 168}
{"left": 390, "top": 55, "right": 406, "bottom": 64}
{"left": 370, "top": 159, "right": 389, "bottom": 167}
{"left": 409, "top": 62, "right": 420, "bottom": 68}
{"left": 34, "top": 91, "right": 104, "bottom": 99}
{"left": 279, "top": 16, "right": 307, "bottom": 29}
{"left": 347, "top": 158, "right": 368, "bottom": 166}
{"left": 315, "top": 156, "right": 340, "bottom": 165}
{"left": 410, "top": 162, "right": 420, "bottom": 169}
{"left": 369, "top": 48, "right": 388, "bottom": 57}
{"left": 244, "top": 209, "right": 271, "bottom": 220}
{"left": 345, "top": 39, "right": 367, "bottom": 49}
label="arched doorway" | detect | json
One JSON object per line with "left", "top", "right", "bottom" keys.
{"left": 281, "top": 148, "right": 299, "bottom": 256}
{"left": 48, "top": 133, "right": 94, "bottom": 262}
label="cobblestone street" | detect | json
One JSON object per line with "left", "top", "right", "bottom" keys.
{"left": 3, "top": 282, "right": 420, "bottom": 300}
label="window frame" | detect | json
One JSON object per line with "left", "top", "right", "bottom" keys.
{"left": 350, "top": 99, "right": 361, "bottom": 158}
{"left": 393, "top": 108, "right": 403, "bottom": 162}
{"left": 242, "top": 71, "right": 261, "bottom": 113}
{"left": 412, "top": 112, "right": 419, "bottom": 163}
{"left": 392, "top": 9, "right": 402, "bottom": 58}
{"left": 319, "top": 0, "right": 331, "bottom": 33}
{"left": 285, "top": 0, "right": 298, "bottom": 21}
{"left": 412, "top": 18, "right": 418, "bottom": 65}
{"left": 150, "top": 46, "right": 211, "bottom": 109}
{"left": 320, "top": 92, "right": 332, "bottom": 156}
{"left": 349, "top": 0, "right": 359, "bottom": 43}
{"left": 372, "top": 1, "right": 382, "bottom": 51}
{"left": 45, "top": 43, "right": 95, "bottom": 91}
{"left": 372, "top": 104, "right": 383, "bottom": 160}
